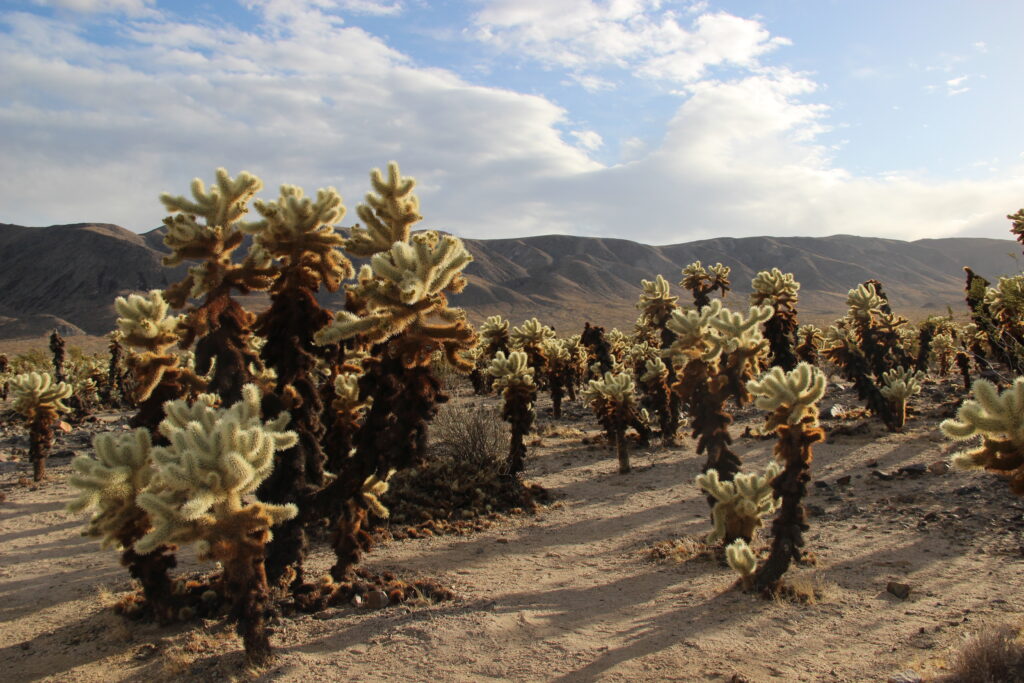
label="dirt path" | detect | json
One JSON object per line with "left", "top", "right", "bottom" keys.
{"left": 2, "top": 378, "right": 1023, "bottom": 681}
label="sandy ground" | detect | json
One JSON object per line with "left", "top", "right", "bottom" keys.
{"left": 1, "top": 375, "right": 1022, "bottom": 682}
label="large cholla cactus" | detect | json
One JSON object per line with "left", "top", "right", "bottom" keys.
{"left": 11, "top": 372, "right": 72, "bottom": 481}
{"left": 795, "top": 324, "right": 823, "bottom": 365}
{"left": 68, "top": 429, "right": 177, "bottom": 622}
{"left": 668, "top": 301, "right": 772, "bottom": 495}
{"left": 750, "top": 268, "right": 800, "bottom": 371}
{"left": 313, "top": 162, "right": 476, "bottom": 584}
{"left": 244, "top": 182, "right": 354, "bottom": 589}
{"left": 480, "top": 315, "right": 511, "bottom": 358}
{"left": 735, "top": 363, "right": 826, "bottom": 592}
{"left": 680, "top": 260, "right": 731, "bottom": 310}
{"left": 583, "top": 371, "right": 647, "bottom": 474}
{"left": 489, "top": 351, "right": 536, "bottom": 476}
{"left": 823, "top": 318, "right": 898, "bottom": 431}
{"left": 136, "top": 384, "right": 297, "bottom": 665}
{"left": 511, "top": 317, "right": 556, "bottom": 387}
{"left": 637, "top": 274, "right": 680, "bottom": 346}
{"left": 541, "top": 338, "right": 572, "bottom": 418}
{"left": 879, "top": 367, "right": 924, "bottom": 431}
{"left": 160, "top": 168, "right": 275, "bottom": 405}
{"left": 697, "top": 462, "right": 781, "bottom": 545}
{"left": 942, "top": 378, "right": 1024, "bottom": 493}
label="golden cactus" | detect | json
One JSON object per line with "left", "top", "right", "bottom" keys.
{"left": 488, "top": 351, "right": 536, "bottom": 475}
{"left": 942, "top": 378, "right": 1024, "bottom": 493}
{"left": 11, "top": 371, "right": 72, "bottom": 481}
{"left": 583, "top": 371, "right": 646, "bottom": 474}
{"left": 697, "top": 463, "right": 781, "bottom": 545}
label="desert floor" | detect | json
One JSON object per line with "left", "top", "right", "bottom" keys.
{"left": 1, "top": 374, "right": 1022, "bottom": 682}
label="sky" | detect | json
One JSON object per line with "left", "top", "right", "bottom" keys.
{"left": 2, "top": 0, "right": 1023, "bottom": 245}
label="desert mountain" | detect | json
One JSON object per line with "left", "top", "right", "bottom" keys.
{"left": 0, "top": 222, "right": 1019, "bottom": 338}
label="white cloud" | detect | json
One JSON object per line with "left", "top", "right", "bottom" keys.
{"left": 30, "top": 0, "right": 154, "bottom": 14}
{"left": 0, "top": 3, "right": 1021, "bottom": 246}
{"left": 570, "top": 130, "right": 603, "bottom": 151}
{"left": 945, "top": 74, "right": 970, "bottom": 96}
{"left": 471, "top": 1, "right": 789, "bottom": 85}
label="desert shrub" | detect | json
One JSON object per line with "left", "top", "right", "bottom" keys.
{"left": 428, "top": 403, "right": 508, "bottom": 469}
{"left": 943, "top": 623, "right": 1024, "bottom": 683}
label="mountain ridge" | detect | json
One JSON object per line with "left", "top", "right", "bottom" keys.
{"left": 0, "top": 222, "right": 1018, "bottom": 338}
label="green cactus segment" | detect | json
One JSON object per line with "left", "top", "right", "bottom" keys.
{"left": 11, "top": 371, "right": 73, "bottom": 417}
{"left": 942, "top": 378, "right": 1024, "bottom": 492}
{"left": 489, "top": 351, "right": 536, "bottom": 391}
{"left": 697, "top": 463, "right": 781, "bottom": 544}
{"left": 726, "top": 539, "right": 757, "bottom": 580}
{"left": 880, "top": 368, "right": 924, "bottom": 402}
{"left": 135, "top": 384, "right": 298, "bottom": 555}
{"left": 746, "top": 363, "right": 827, "bottom": 427}
{"left": 345, "top": 162, "right": 423, "bottom": 258}
{"left": 246, "top": 184, "right": 353, "bottom": 291}
{"left": 751, "top": 268, "right": 800, "bottom": 304}
{"left": 115, "top": 290, "right": 182, "bottom": 352}
{"left": 68, "top": 429, "right": 154, "bottom": 548}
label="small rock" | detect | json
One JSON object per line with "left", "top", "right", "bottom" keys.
{"left": 866, "top": 459, "right": 879, "bottom": 468}
{"left": 954, "top": 485, "right": 981, "bottom": 496}
{"left": 871, "top": 470, "right": 894, "bottom": 481}
{"left": 364, "top": 590, "right": 389, "bottom": 609}
{"left": 887, "top": 582, "right": 912, "bottom": 600}
{"left": 922, "top": 511, "right": 939, "bottom": 522}
{"left": 813, "top": 480, "right": 830, "bottom": 490}
{"left": 929, "top": 461, "right": 950, "bottom": 475}
{"left": 350, "top": 594, "right": 363, "bottom": 608}
{"left": 496, "top": 537, "right": 510, "bottom": 544}
{"left": 836, "top": 475, "right": 852, "bottom": 486}
{"left": 897, "top": 464, "right": 927, "bottom": 476}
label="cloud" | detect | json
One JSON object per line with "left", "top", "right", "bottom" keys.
{"left": 570, "top": 130, "right": 603, "bottom": 151}
{"left": 946, "top": 74, "right": 969, "bottom": 95}
{"left": 471, "top": 1, "right": 789, "bottom": 85}
{"left": 30, "top": 0, "right": 154, "bottom": 14}
{"left": 0, "top": 3, "right": 1021, "bottom": 246}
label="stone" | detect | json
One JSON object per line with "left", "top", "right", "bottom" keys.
{"left": 836, "top": 475, "right": 852, "bottom": 486}
{"left": 897, "top": 463, "right": 927, "bottom": 476}
{"left": 887, "top": 582, "right": 912, "bottom": 600}
{"left": 364, "top": 589, "right": 389, "bottom": 609}
{"left": 929, "top": 461, "right": 950, "bottom": 475}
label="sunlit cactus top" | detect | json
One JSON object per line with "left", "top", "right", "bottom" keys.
{"left": 114, "top": 290, "right": 181, "bottom": 352}
{"left": 11, "top": 371, "right": 73, "bottom": 417}
{"left": 696, "top": 462, "right": 781, "bottom": 544}
{"left": 846, "top": 282, "right": 884, "bottom": 320}
{"left": 67, "top": 428, "right": 154, "bottom": 549}
{"left": 135, "top": 384, "right": 298, "bottom": 555}
{"left": 665, "top": 299, "right": 722, "bottom": 362}
{"left": 706, "top": 304, "right": 773, "bottom": 359}
{"left": 640, "top": 357, "right": 669, "bottom": 383}
{"left": 541, "top": 338, "right": 571, "bottom": 365}
{"left": 511, "top": 317, "right": 556, "bottom": 348}
{"left": 745, "top": 362, "right": 826, "bottom": 427}
{"left": 345, "top": 162, "right": 423, "bottom": 258}
{"left": 480, "top": 315, "right": 510, "bottom": 341}
{"left": 750, "top": 268, "right": 799, "bottom": 305}
{"left": 983, "top": 275, "right": 1024, "bottom": 320}
{"left": 637, "top": 274, "right": 679, "bottom": 325}
{"left": 583, "top": 371, "right": 639, "bottom": 407}
{"left": 680, "top": 260, "right": 731, "bottom": 292}
{"left": 942, "top": 378, "right": 1024, "bottom": 471}
{"left": 797, "top": 324, "right": 824, "bottom": 347}
{"left": 488, "top": 350, "right": 535, "bottom": 392}
{"left": 246, "top": 184, "right": 353, "bottom": 291}
{"left": 880, "top": 367, "right": 924, "bottom": 401}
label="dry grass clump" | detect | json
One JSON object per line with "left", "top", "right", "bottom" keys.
{"left": 940, "top": 623, "right": 1024, "bottom": 683}
{"left": 647, "top": 536, "right": 716, "bottom": 563}
{"left": 428, "top": 403, "right": 509, "bottom": 469}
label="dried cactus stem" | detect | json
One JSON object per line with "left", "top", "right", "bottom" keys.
{"left": 503, "top": 386, "right": 535, "bottom": 476}
{"left": 49, "top": 330, "right": 66, "bottom": 383}
{"left": 753, "top": 420, "right": 824, "bottom": 591}
{"left": 955, "top": 351, "right": 971, "bottom": 393}
{"left": 28, "top": 414, "right": 56, "bottom": 482}
{"left": 615, "top": 427, "right": 630, "bottom": 474}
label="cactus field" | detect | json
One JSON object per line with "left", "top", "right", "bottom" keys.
{"left": 1, "top": 166, "right": 1024, "bottom": 681}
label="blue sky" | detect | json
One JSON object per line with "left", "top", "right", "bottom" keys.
{"left": 2, "top": 0, "right": 1022, "bottom": 244}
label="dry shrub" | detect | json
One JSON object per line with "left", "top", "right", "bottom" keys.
{"left": 943, "top": 623, "right": 1024, "bottom": 683}
{"left": 428, "top": 403, "right": 508, "bottom": 469}
{"left": 648, "top": 536, "right": 715, "bottom": 563}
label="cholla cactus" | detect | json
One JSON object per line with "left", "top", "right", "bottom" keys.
{"left": 846, "top": 283, "right": 884, "bottom": 321}
{"left": 697, "top": 463, "right": 781, "bottom": 545}
{"left": 344, "top": 162, "right": 422, "bottom": 258}
{"left": 11, "top": 371, "right": 72, "bottom": 481}
{"left": 511, "top": 318, "right": 556, "bottom": 385}
{"left": 930, "top": 331, "right": 955, "bottom": 375}
{"left": 725, "top": 539, "right": 757, "bottom": 584}
{"left": 323, "top": 371, "right": 370, "bottom": 473}
{"left": 67, "top": 429, "right": 177, "bottom": 622}
{"left": 244, "top": 182, "right": 354, "bottom": 588}
{"left": 480, "top": 315, "right": 511, "bottom": 358}
{"left": 489, "top": 351, "right": 537, "bottom": 476}
{"left": 136, "top": 384, "right": 297, "bottom": 665}
{"left": 114, "top": 290, "right": 204, "bottom": 434}
{"left": 795, "top": 324, "right": 823, "bottom": 365}
{"left": 49, "top": 330, "right": 66, "bottom": 383}
{"left": 942, "top": 378, "right": 1024, "bottom": 493}
{"left": 541, "top": 338, "right": 572, "bottom": 418}
{"left": 636, "top": 274, "right": 680, "bottom": 346}
{"left": 680, "top": 260, "right": 731, "bottom": 309}
{"left": 583, "top": 371, "right": 646, "bottom": 474}
{"left": 751, "top": 268, "right": 800, "bottom": 371}
{"left": 581, "top": 322, "right": 614, "bottom": 377}
{"left": 744, "top": 363, "right": 826, "bottom": 592}
{"left": 879, "top": 367, "right": 924, "bottom": 431}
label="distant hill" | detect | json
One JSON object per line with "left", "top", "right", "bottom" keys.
{"left": 0, "top": 222, "right": 1018, "bottom": 338}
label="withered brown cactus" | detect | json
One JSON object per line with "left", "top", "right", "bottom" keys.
{"left": 955, "top": 350, "right": 972, "bottom": 393}
{"left": 49, "top": 330, "right": 66, "bottom": 383}
{"left": 11, "top": 371, "right": 72, "bottom": 481}
{"left": 489, "top": 351, "right": 536, "bottom": 476}
{"left": 159, "top": 168, "right": 276, "bottom": 405}
{"left": 794, "top": 324, "right": 823, "bottom": 365}
{"left": 581, "top": 322, "right": 614, "bottom": 377}
{"left": 741, "top": 363, "right": 827, "bottom": 592}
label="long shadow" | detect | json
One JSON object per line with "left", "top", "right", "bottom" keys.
{"left": 2, "top": 606, "right": 157, "bottom": 681}
{"left": 0, "top": 518, "right": 81, "bottom": 546}
{"left": 1, "top": 529, "right": 101, "bottom": 565}
{"left": 0, "top": 565, "right": 127, "bottom": 620}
